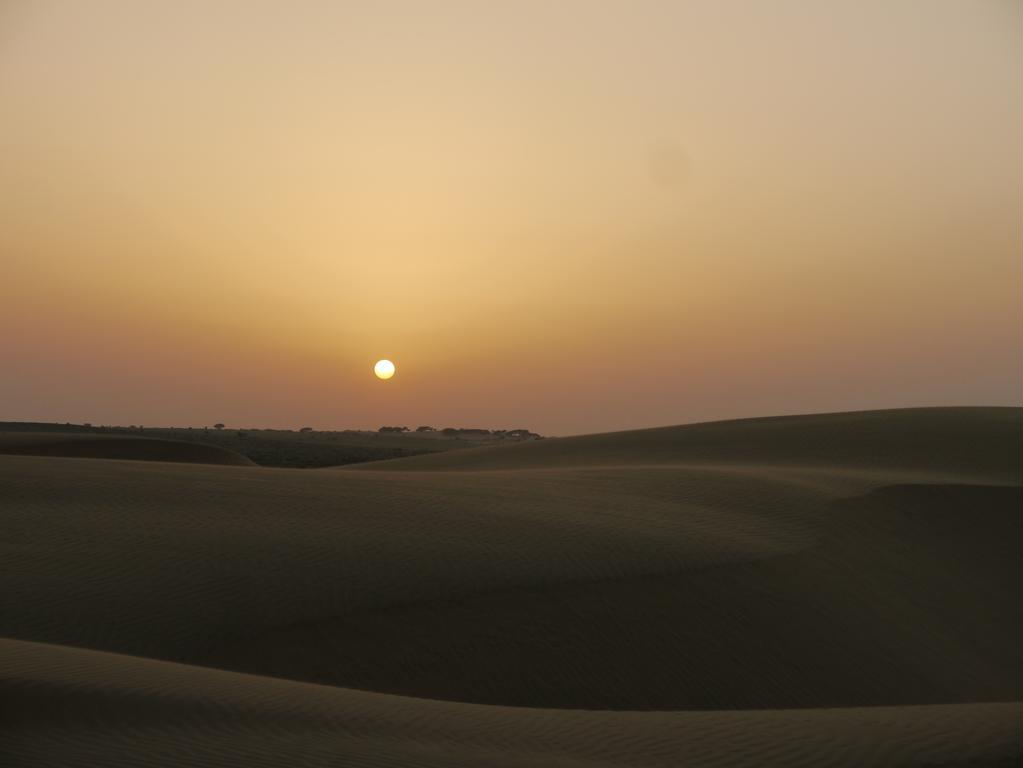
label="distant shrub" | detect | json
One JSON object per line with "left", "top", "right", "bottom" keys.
{"left": 214, "top": 423, "right": 225, "bottom": 430}
{"left": 299, "top": 427, "right": 313, "bottom": 433}
{"left": 507, "top": 429, "right": 540, "bottom": 439}
{"left": 440, "top": 427, "right": 495, "bottom": 437}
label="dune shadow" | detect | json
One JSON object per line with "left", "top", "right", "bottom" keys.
{"left": 200, "top": 483, "right": 1023, "bottom": 710}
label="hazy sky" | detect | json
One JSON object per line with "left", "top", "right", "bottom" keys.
{"left": 2, "top": 1, "right": 1021, "bottom": 434}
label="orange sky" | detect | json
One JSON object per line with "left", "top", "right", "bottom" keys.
{"left": 2, "top": 1, "right": 1021, "bottom": 434}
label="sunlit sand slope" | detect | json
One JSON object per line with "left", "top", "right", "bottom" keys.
{"left": 1, "top": 408, "right": 1021, "bottom": 766}
{"left": 0, "top": 432, "right": 255, "bottom": 466}
{"left": 4, "top": 638, "right": 1022, "bottom": 768}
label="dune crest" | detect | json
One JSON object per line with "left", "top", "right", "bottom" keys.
{"left": 349, "top": 407, "right": 1023, "bottom": 480}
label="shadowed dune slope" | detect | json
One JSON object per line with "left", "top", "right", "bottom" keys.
{"left": 1, "top": 408, "right": 1021, "bottom": 766}
{"left": 0, "top": 432, "right": 255, "bottom": 466}
{"left": 350, "top": 407, "right": 1023, "bottom": 479}
{"left": 201, "top": 483, "right": 1023, "bottom": 710}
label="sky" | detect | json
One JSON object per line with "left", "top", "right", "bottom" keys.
{"left": 2, "top": 0, "right": 1021, "bottom": 435}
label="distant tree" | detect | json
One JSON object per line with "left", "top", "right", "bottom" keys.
{"left": 83, "top": 423, "right": 92, "bottom": 428}
{"left": 299, "top": 427, "right": 314, "bottom": 433}
{"left": 441, "top": 427, "right": 460, "bottom": 435}
{"left": 415, "top": 425, "right": 436, "bottom": 432}
{"left": 214, "top": 423, "right": 225, "bottom": 430}
{"left": 378, "top": 426, "right": 409, "bottom": 433}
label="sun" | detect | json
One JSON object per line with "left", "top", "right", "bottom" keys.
{"left": 374, "top": 359, "right": 396, "bottom": 380}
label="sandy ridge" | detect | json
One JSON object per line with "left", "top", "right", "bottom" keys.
{"left": 4, "top": 637, "right": 1023, "bottom": 768}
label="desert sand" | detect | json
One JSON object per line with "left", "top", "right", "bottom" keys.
{"left": 1, "top": 407, "right": 1021, "bottom": 767}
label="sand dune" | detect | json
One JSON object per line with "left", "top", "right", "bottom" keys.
{"left": 5, "top": 637, "right": 1023, "bottom": 768}
{"left": 0, "top": 432, "right": 255, "bottom": 466}
{"left": 1, "top": 408, "right": 1021, "bottom": 766}
{"left": 352, "top": 407, "right": 1023, "bottom": 480}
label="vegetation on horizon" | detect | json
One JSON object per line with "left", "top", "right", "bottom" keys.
{"left": 0, "top": 422, "right": 444, "bottom": 468}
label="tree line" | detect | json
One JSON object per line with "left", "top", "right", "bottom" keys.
{"left": 378, "top": 426, "right": 541, "bottom": 439}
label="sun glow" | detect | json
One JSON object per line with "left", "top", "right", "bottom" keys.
{"left": 374, "top": 359, "right": 396, "bottom": 380}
